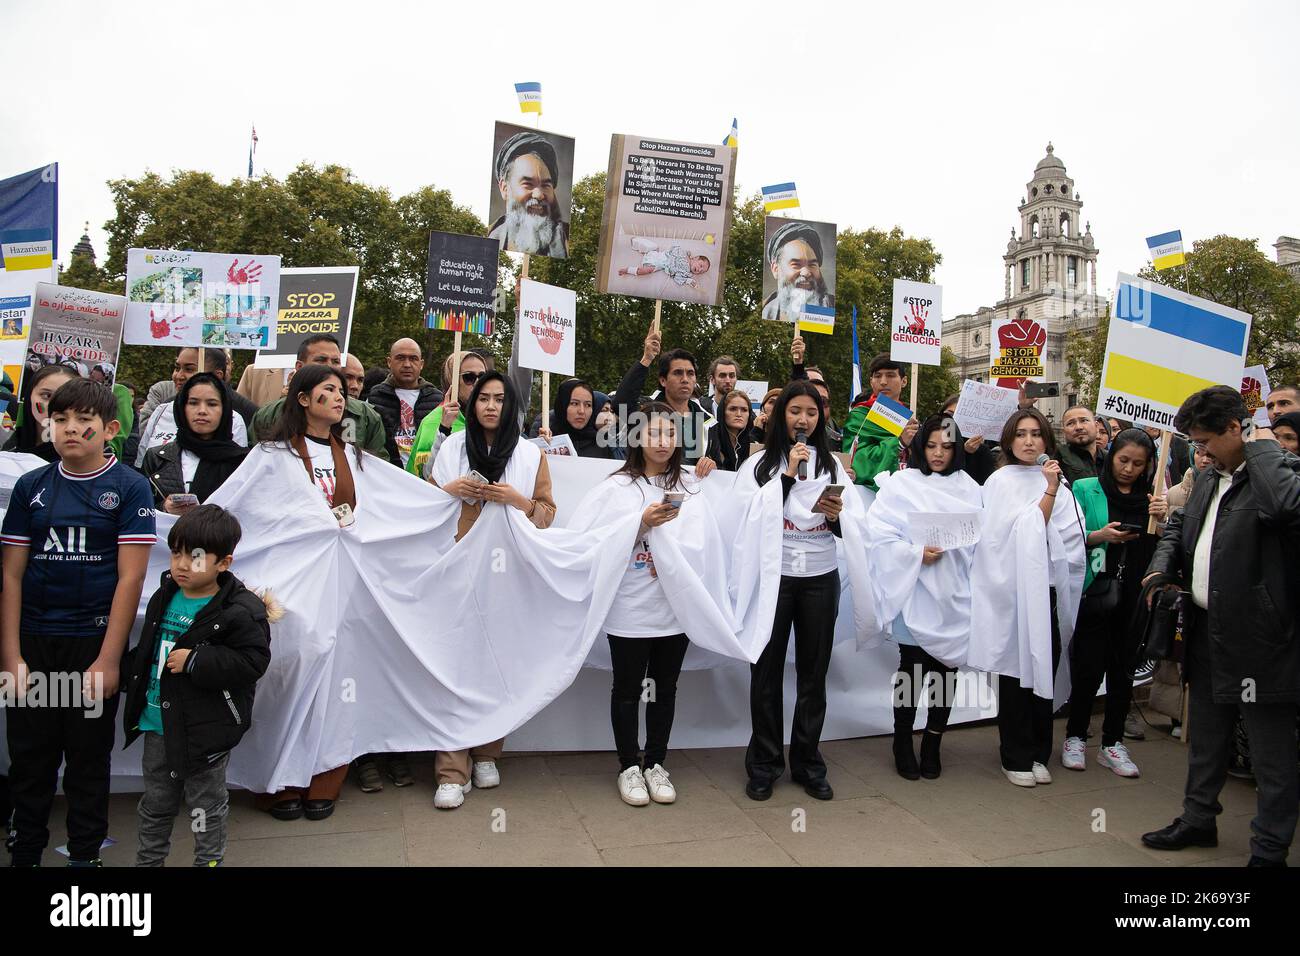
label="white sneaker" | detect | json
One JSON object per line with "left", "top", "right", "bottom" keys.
{"left": 434, "top": 781, "right": 470, "bottom": 810}
{"left": 1097, "top": 742, "right": 1141, "bottom": 778}
{"left": 1061, "top": 736, "right": 1087, "bottom": 771}
{"left": 1031, "top": 762, "right": 1053, "bottom": 784}
{"left": 618, "top": 766, "right": 650, "bottom": 806}
{"left": 642, "top": 764, "right": 676, "bottom": 804}
{"left": 1002, "top": 766, "right": 1037, "bottom": 788}
{"left": 471, "top": 760, "right": 500, "bottom": 789}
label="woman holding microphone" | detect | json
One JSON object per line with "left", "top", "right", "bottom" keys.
{"left": 968, "top": 408, "right": 1086, "bottom": 788}
{"left": 737, "top": 381, "right": 854, "bottom": 803}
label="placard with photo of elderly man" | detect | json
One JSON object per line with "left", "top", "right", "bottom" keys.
{"left": 486, "top": 121, "right": 575, "bottom": 259}
{"left": 760, "top": 217, "right": 836, "bottom": 323}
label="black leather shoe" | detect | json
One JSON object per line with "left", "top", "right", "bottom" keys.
{"left": 303, "top": 799, "right": 336, "bottom": 821}
{"left": 1247, "top": 855, "right": 1286, "bottom": 867}
{"left": 801, "top": 778, "right": 834, "bottom": 801}
{"left": 269, "top": 797, "right": 304, "bottom": 821}
{"left": 1141, "top": 817, "right": 1218, "bottom": 850}
{"left": 894, "top": 733, "right": 920, "bottom": 781}
{"left": 744, "top": 778, "right": 773, "bottom": 801}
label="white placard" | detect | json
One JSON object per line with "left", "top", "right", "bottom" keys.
{"left": 517, "top": 278, "right": 576, "bottom": 376}
{"left": 951, "top": 378, "right": 1020, "bottom": 439}
{"left": 889, "top": 279, "right": 942, "bottom": 366}
{"left": 907, "top": 511, "right": 981, "bottom": 550}
{"left": 722, "top": 380, "right": 769, "bottom": 408}
{"left": 125, "top": 248, "right": 281, "bottom": 349}
{"left": 1241, "top": 364, "right": 1272, "bottom": 427}
{"left": 530, "top": 434, "right": 577, "bottom": 457}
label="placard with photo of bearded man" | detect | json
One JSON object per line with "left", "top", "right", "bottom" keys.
{"left": 486, "top": 121, "right": 576, "bottom": 259}
{"left": 760, "top": 217, "right": 836, "bottom": 324}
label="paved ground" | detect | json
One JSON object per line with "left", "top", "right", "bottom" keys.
{"left": 42, "top": 715, "right": 1266, "bottom": 867}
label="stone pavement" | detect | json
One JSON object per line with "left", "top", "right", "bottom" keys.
{"left": 46, "top": 717, "right": 1267, "bottom": 866}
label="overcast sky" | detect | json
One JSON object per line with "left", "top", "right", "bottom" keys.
{"left": 5, "top": 0, "right": 1297, "bottom": 318}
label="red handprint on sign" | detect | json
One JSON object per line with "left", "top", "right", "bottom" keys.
{"left": 149, "top": 308, "right": 171, "bottom": 340}
{"left": 534, "top": 307, "right": 564, "bottom": 356}
{"left": 907, "top": 301, "right": 928, "bottom": 334}
{"left": 995, "top": 317, "right": 1046, "bottom": 389}
{"left": 227, "top": 259, "right": 263, "bottom": 285}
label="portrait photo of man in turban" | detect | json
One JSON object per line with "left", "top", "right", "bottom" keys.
{"left": 760, "top": 218, "right": 836, "bottom": 322}
{"left": 486, "top": 124, "right": 574, "bottom": 259}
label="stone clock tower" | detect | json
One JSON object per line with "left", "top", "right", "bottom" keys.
{"left": 946, "top": 144, "right": 1106, "bottom": 425}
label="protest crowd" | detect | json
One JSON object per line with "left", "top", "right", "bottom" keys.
{"left": 0, "top": 127, "right": 1296, "bottom": 872}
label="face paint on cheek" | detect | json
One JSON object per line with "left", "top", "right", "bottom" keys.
{"left": 81, "top": 427, "right": 97, "bottom": 441}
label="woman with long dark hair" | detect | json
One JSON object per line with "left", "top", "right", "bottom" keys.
{"left": 2, "top": 365, "right": 79, "bottom": 461}
{"left": 141, "top": 372, "right": 247, "bottom": 513}
{"left": 738, "top": 380, "right": 852, "bottom": 802}
{"left": 866, "top": 414, "right": 983, "bottom": 779}
{"left": 568, "top": 402, "right": 698, "bottom": 805}
{"left": 256, "top": 362, "right": 363, "bottom": 822}
{"left": 429, "top": 371, "right": 555, "bottom": 808}
{"left": 968, "top": 408, "right": 1086, "bottom": 788}
{"left": 705, "top": 389, "right": 757, "bottom": 472}
{"left": 1062, "top": 428, "right": 1168, "bottom": 777}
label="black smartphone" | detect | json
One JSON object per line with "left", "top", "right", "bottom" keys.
{"left": 1024, "top": 381, "right": 1061, "bottom": 399}
{"left": 1117, "top": 523, "right": 1145, "bottom": 535}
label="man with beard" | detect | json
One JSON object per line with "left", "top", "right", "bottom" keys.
{"left": 487, "top": 131, "right": 569, "bottom": 258}
{"left": 761, "top": 221, "right": 834, "bottom": 322}
{"left": 1054, "top": 405, "right": 1105, "bottom": 483}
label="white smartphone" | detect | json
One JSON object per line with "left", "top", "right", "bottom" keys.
{"left": 467, "top": 470, "right": 491, "bottom": 485}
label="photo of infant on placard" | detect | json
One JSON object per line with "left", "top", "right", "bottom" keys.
{"left": 596, "top": 134, "right": 737, "bottom": 307}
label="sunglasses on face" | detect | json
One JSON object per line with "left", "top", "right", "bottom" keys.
{"left": 461, "top": 372, "right": 483, "bottom": 386}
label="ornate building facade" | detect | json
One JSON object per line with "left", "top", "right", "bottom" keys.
{"left": 944, "top": 144, "right": 1106, "bottom": 425}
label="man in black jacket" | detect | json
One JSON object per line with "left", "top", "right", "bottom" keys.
{"left": 366, "top": 337, "right": 444, "bottom": 468}
{"left": 1054, "top": 405, "right": 1104, "bottom": 483}
{"left": 1140, "top": 386, "right": 1300, "bottom": 866}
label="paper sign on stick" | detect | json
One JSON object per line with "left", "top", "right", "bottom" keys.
{"left": 798, "top": 303, "right": 835, "bottom": 335}
{"left": 951, "top": 379, "right": 1020, "bottom": 439}
{"left": 518, "top": 278, "right": 576, "bottom": 376}
{"left": 890, "top": 279, "right": 942, "bottom": 366}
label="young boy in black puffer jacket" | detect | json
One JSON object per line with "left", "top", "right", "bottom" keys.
{"left": 122, "top": 504, "right": 279, "bottom": 867}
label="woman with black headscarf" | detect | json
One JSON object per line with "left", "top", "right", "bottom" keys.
{"left": 705, "top": 389, "right": 758, "bottom": 472}
{"left": 539, "top": 377, "right": 616, "bottom": 459}
{"left": 141, "top": 372, "right": 248, "bottom": 513}
{"left": 1270, "top": 411, "right": 1300, "bottom": 457}
{"left": 429, "top": 371, "right": 556, "bottom": 808}
{"left": 1062, "top": 428, "right": 1169, "bottom": 779}
{"left": 866, "top": 413, "right": 983, "bottom": 779}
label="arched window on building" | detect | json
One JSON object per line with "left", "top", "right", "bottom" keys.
{"left": 1030, "top": 216, "right": 1040, "bottom": 238}
{"left": 1060, "top": 214, "right": 1071, "bottom": 237}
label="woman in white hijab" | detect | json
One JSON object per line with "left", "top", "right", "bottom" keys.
{"left": 967, "top": 408, "right": 1086, "bottom": 788}
{"left": 867, "top": 413, "right": 982, "bottom": 780}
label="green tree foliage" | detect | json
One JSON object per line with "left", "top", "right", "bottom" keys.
{"left": 90, "top": 164, "right": 953, "bottom": 419}
{"left": 1067, "top": 235, "right": 1300, "bottom": 404}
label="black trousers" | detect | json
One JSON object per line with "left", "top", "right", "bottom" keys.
{"left": 894, "top": 644, "right": 957, "bottom": 735}
{"left": 746, "top": 570, "right": 839, "bottom": 783}
{"left": 6, "top": 633, "right": 120, "bottom": 866}
{"left": 1065, "top": 608, "right": 1134, "bottom": 746}
{"left": 997, "top": 590, "right": 1062, "bottom": 772}
{"left": 607, "top": 633, "right": 689, "bottom": 772}
{"left": 1181, "top": 610, "right": 1298, "bottom": 861}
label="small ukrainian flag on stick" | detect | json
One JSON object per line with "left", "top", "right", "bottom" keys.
{"left": 761, "top": 182, "right": 799, "bottom": 213}
{"left": 515, "top": 82, "right": 542, "bottom": 115}
{"left": 1146, "top": 230, "right": 1186, "bottom": 271}
{"left": 723, "top": 118, "right": 738, "bottom": 148}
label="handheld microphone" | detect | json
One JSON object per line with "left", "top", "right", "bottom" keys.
{"left": 795, "top": 430, "right": 808, "bottom": 480}
{"left": 1036, "top": 452, "right": 1069, "bottom": 486}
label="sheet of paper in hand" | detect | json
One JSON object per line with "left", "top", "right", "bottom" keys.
{"left": 907, "top": 511, "right": 981, "bottom": 550}
{"left": 530, "top": 434, "right": 576, "bottom": 457}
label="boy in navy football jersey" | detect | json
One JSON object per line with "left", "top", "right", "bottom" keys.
{"left": 1, "top": 379, "right": 155, "bottom": 866}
